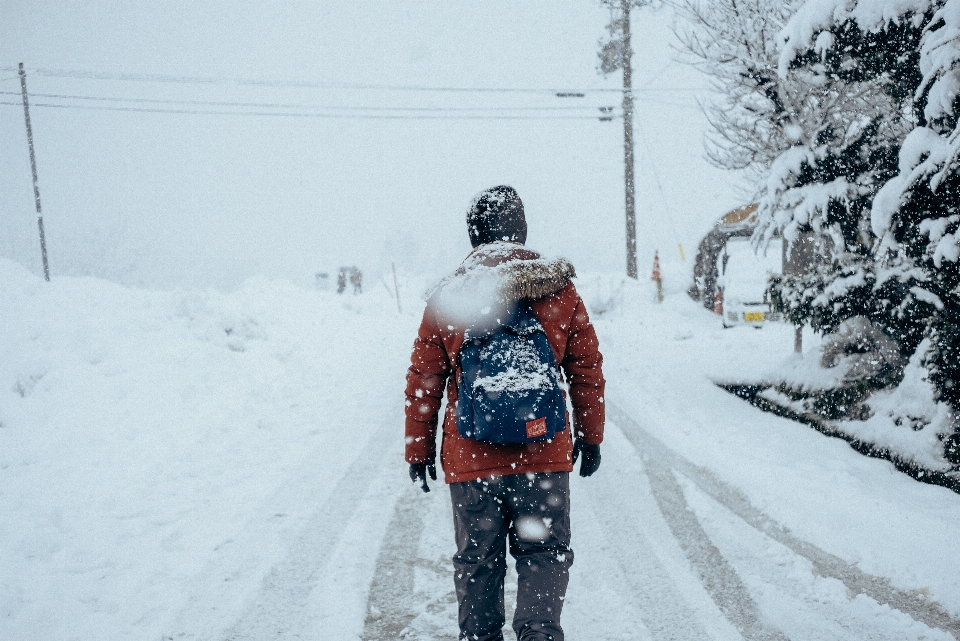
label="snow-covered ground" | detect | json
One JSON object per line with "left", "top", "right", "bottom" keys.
{"left": 3, "top": 259, "right": 960, "bottom": 641}
{"left": 5, "top": 1, "right": 956, "bottom": 639}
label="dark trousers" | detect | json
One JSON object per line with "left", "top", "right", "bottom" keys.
{"left": 450, "top": 472, "right": 573, "bottom": 641}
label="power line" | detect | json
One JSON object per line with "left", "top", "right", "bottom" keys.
{"left": 0, "top": 90, "right": 608, "bottom": 113}
{"left": 0, "top": 100, "right": 616, "bottom": 120}
{"left": 0, "top": 65, "right": 701, "bottom": 95}
{"left": 0, "top": 89, "right": 693, "bottom": 113}
{"left": 0, "top": 65, "right": 699, "bottom": 122}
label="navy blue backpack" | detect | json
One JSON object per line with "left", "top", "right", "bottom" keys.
{"left": 456, "top": 301, "right": 567, "bottom": 443}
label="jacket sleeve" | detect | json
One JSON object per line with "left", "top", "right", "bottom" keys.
{"left": 405, "top": 306, "right": 451, "bottom": 464}
{"left": 562, "top": 293, "right": 605, "bottom": 445}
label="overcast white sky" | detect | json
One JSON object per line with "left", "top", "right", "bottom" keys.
{"left": 1, "top": 1, "right": 745, "bottom": 289}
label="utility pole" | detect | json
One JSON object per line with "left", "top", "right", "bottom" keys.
{"left": 18, "top": 63, "right": 51, "bottom": 282}
{"left": 621, "top": 0, "right": 637, "bottom": 279}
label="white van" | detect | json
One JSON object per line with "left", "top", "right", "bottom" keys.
{"left": 716, "top": 238, "right": 782, "bottom": 327}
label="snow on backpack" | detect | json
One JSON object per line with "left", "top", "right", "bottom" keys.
{"left": 456, "top": 301, "right": 567, "bottom": 444}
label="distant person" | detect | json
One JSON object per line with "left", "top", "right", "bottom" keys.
{"left": 404, "top": 185, "right": 605, "bottom": 641}
{"left": 337, "top": 268, "right": 347, "bottom": 294}
{"left": 349, "top": 266, "right": 363, "bottom": 294}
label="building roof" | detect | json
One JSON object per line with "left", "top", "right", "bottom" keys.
{"left": 719, "top": 203, "right": 759, "bottom": 229}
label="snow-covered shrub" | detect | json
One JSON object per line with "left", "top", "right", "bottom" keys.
{"left": 769, "top": 316, "right": 906, "bottom": 420}
{"left": 820, "top": 316, "right": 905, "bottom": 385}
{"left": 762, "top": 337, "right": 957, "bottom": 470}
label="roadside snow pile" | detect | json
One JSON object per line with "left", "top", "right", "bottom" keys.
{"left": 573, "top": 273, "right": 636, "bottom": 317}
{"left": 755, "top": 334, "right": 958, "bottom": 480}
{"left": 0, "top": 258, "right": 416, "bottom": 641}
{"left": 574, "top": 271, "right": 669, "bottom": 317}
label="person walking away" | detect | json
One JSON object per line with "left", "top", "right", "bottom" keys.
{"left": 349, "top": 266, "right": 363, "bottom": 294}
{"left": 404, "top": 185, "right": 605, "bottom": 641}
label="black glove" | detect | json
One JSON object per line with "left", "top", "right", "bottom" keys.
{"left": 409, "top": 461, "right": 437, "bottom": 493}
{"left": 572, "top": 439, "right": 601, "bottom": 477}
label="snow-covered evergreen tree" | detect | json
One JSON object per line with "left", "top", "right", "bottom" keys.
{"left": 763, "top": 6, "right": 930, "bottom": 352}
{"left": 676, "top": 0, "right": 925, "bottom": 350}
{"left": 775, "top": 0, "right": 960, "bottom": 448}
{"left": 867, "top": 0, "right": 960, "bottom": 430}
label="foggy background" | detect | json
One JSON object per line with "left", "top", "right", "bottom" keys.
{"left": 1, "top": 0, "right": 744, "bottom": 290}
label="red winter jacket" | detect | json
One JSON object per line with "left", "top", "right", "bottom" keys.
{"left": 404, "top": 243, "right": 605, "bottom": 483}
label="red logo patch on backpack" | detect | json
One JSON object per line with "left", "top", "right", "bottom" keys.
{"left": 525, "top": 417, "right": 548, "bottom": 439}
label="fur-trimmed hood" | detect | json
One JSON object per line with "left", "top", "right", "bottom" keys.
{"left": 426, "top": 242, "right": 576, "bottom": 331}
{"left": 426, "top": 242, "right": 576, "bottom": 303}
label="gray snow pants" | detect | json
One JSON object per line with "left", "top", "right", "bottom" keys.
{"left": 450, "top": 472, "right": 573, "bottom": 641}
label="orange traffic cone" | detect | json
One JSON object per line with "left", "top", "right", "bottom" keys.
{"left": 651, "top": 251, "right": 663, "bottom": 303}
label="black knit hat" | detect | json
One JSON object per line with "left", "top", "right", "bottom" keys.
{"left": 466, "top": 185, "right": 527, "bottom": 247}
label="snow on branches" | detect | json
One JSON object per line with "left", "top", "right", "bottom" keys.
{"left": 678, "top": 0, "right": 960, "bottom": 440}
{"left": 673, "top": 0, "right": 802, "bottom": 174}
{"left": 771, "top": 0, "right": 960, "bottom": 427}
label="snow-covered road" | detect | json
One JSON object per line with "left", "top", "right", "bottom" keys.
{"left": 193, "top": 395, "right": 960, "bottom": 641}
{"left": 334, "top": 402, "right": 960, "bottom": 641}
{"left": 3, "top": 262, "right": 960, "bottom": 640}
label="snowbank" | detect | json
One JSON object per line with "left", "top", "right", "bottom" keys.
{"left": 0, "top": 259, "right": 418, "bottom": 640}
{"left": 754, "top": 338, "right": 957, "bottom": 476}
{"left": 5, "top": 258, "right": 960, "bottom": 638}
{"left": 574, "top": 261, "right": 688, "bottom": 319}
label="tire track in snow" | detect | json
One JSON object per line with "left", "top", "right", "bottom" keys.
{"left": 362, "top": 410, "right": 761, "bottom": 641}
{"left": 609, "top": 402, "right": 960, "bottom": 641}
{"left": 640, "top": 448, "right": 789, "bottom": 641}
{"left": 579, "top": 461, "right": 719, "bottom": 640}
{"left": 216, "top": 418, "right": 395, "bottom": 641}
{"left": 361, "top": 485, "right": 428, "bottom": 640}
{"left": 365, "top": 479, "right": 709, "bottom": 641}
{"left": 364, "top": 424, "right": 732, "bottom": 641}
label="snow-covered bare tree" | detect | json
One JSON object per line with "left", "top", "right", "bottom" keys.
{"left": 673, "top": 0, "right": 802, "bottom": 175}
{"left": 597, "top": 1, "right": 664, "bottom": 78}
